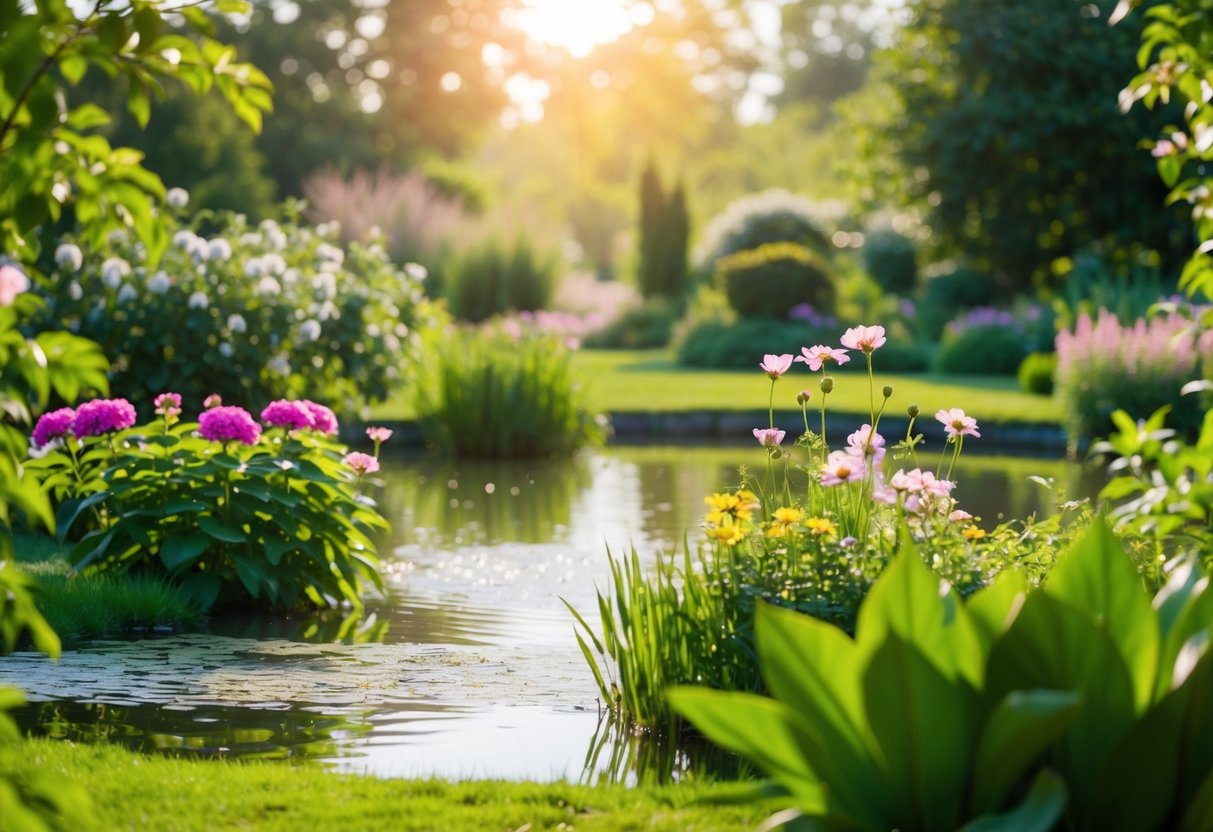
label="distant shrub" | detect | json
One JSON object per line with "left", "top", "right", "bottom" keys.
{"left": 1055, "top": 250, "right": 1180, "bottom": 331}
{"left": 717, "top": 242, "right": 835, "bottom": 320}
{"left": 413, "top": 327, "right": 606, "bottom": 458}
{"left": 677, "top": 318, "right": 828, "bottom": 369}
{"left": 1019, "top": 352, "right": 1057, "bottom": 396}
{"left": 583, "top": 298, "right": 681, "bottom": 349}
{"left": 694, "top": 189, "right": 841, "bottom": 269}
{"left": 870, "top": 340, "right": 934, "bottom": 373}
{"left": 1056, "top": 309, "right": 1213, "bottom": 442}
{"left": 637, "top": 159, "right": 690, "bottom": 299}
{"left": 918, "top": 266, "right": 997, "bottom": 340}
{"left": 862, "top": 227, "right": 918, "bottom": 294}
{"left": 443, "top": 234, "right": 559, "bottom": 323}
{"left": 936, "top": 324, "right": 1027, "bottom": 376}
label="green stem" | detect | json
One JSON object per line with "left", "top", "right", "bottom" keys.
{"left": 767, "top": 379, "right": 775, "bottom": 431}
{"left": 866, "top": 351, "right": 875, "bottom": 425}
{"left": 946, "top": 436, "right": 964, "bottom": 482}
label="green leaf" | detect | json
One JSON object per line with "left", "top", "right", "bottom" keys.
{"left": 1046, "top": 518, "right": 1159, "bottom": 710}
{"left": 863, "top": 633, "right": 981, "bottom": 832}
{"left": 966, "top": 569, "right": 1029, "bottom": 651}
{"left": 180, "top": 572, "right": 220, "bottom": 610}
{"left": 197, "top": 515, "right": 245, "bottom": 543}
{"left": 1153, "top": 560, "right": 1213, "bottom": 698}
{"left": 960, "top": 771, "right": 1068, "bottom": 832}
{"left": 160, "top": 533, "right": 209, "bottom": 571}
{"left": 969, "top": 689, "right": 1080, "bottom": 814}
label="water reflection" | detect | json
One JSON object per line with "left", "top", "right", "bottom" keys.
{"left": 5, "top": 445, "right": 1103, "bottom": 782}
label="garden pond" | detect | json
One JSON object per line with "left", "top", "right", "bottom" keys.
{"left": 0, "top": 444, "right": 1103, "bottom": 782}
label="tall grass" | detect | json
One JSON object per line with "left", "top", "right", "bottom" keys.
{"left": 443, "top": 234, "right": 559, "bottom": 322}
{"left": 412, "top": 327, "right": 606, "bottom": 458}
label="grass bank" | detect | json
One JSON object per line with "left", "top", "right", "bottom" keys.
{"left": 4, "top": 739, "right": 768, "bottom": 831}
{"left": 371, "top": 349, "right": 1062, "bottom": 426}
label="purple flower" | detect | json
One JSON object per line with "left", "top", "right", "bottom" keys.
{"left": 260, "top": 400, "right": 315, "bottom": 432}
{"left": 301, "top": 400, "right": 338, "bottom": 435}
{"left": 32, "top": 408, "right": 75, "bottom": 448}
{"left": 199, "top": 406, "right": 262, "bottom": 445}
{"left": 72, "top": 399, "right": 137, "bottom": 438}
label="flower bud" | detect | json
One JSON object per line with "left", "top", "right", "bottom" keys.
{"left": 820, "top": 377, "right": 834, "bottom": 394}
{"left": 796, "top": 390, "right": 811, "bottom": 406}
{"left": 883, "top": 385, "right": 893, "bottom": 399}
{"left": 908, "top": 403, "right": 920, "bottom": 419}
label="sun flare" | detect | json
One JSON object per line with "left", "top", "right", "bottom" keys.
{"left": 509, "top": 0, "right": 655, "bottom": 58}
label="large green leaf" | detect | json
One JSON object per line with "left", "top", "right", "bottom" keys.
{"left": 855, "top": 533, "right": 983, "bottom": 687}
{"left": 1173, "top": 651, "right": 1213, "bottom": 818}
{"left": 1046, "top": 517, "right": 1159, "bottom": 710}
{"left": 159, "top": 533, "right": 209, "bottom": 572}
{"left": 862, "top": 633, "right": 981, "bottom": 832}
{"left": 966, "top": 569, "right": 1029, "bottom": 652}
{"left": 969, "top": 689, "right": 1081, "bottom": 815}
{"left": 197, "top": 515, "right": 246, "bottom": 543}
{"left": 1153, "top": 561, "right": 1213, "bottom": 699}
{"left": 986, "top": 593, "right": 1136, "bottom": 821}
{"left": 1179, "top": 768, "right": 1213, "bottom": 832}
{"left": 960, "top": 771, "right": 1068, "bottom": 832}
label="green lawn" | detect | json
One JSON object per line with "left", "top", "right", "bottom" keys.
{"left": 5, "top": 739, "right": 769, "bottom": 831}
{"left": 373, "top": 349, "right": 1063, "bottom": 425}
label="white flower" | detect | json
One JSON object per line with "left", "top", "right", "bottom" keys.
{"left": 227, "top": 313, "right": 247, "bottom": 333}
{"left": 261, "top": 253, "right": 286, "bottom": 275}
{"left": 207, "top": 238, "right": 232, "bottom": 261}
{"left": 299, "top": 319, "right": 322, "bottom": 342}
{"left": 281, "top": 268, "right": 300, "bottom": 285}
{"left": 317, "top": 301, "right": 337, "bottom": 321}
{"left": 315, "top": 242, "right": 344, "bottom": 265}
{"left": 268, "top": 354, "right": 291, "bottom": 375}
{"left": 68, "top": 281, "right": 83, "bottom": 301}
{"left": 116, "top": 283, "right": 137, "bottom": 304}
{"left": 172, "top": 230, "right": 197, "bottom": 250}
{"left": 218, "top": 342, "right": 234, "bottom": 358}
{"left": 55, "top": 243, "right": 83, "bottom": 272}
{"left": 101, "top": 257, "right": 130, "bottom": 289}
{"left": 264, "top": 227, "right": 287, "bottom": 250}
{"left": 27, "top": 438, "right": 63, "bottom": 458}
{"left": 238, "top": 232, "right": 262, "bottom": 247}
{"left": 243, "top": 257, "right": 264, "bottom": 278}
{"left": 256, "top": 276, "right": 282, "bottom": 296}
{"left": 166, "top": 187, "right": 190, "bottom": 209}
{"left": 188, "top": 290, "right": 208, "bottom": 309}
{"left": 313, "top": 272, "right": 337, "bottom": 299}
{"left": 404, "top": 262, "right": 428, "bottom": 282}
{"left": 147, "top": 271, "right": 170, "bottom": 294}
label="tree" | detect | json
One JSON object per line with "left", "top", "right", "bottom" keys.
{"left": 637, "top": 158, "right": 691, "bottom": 300}
{"left": 0, "top": 0, "right": 272, "bottom": 260}
{"left": 840, "top": 0, "right": 1188, "bottom": 295}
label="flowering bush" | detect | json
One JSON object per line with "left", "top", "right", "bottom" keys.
{"left": 693, "top": 189, "right": 844, "bottom": 270}
{"left": 37, "top": 204, "right": 432, "bottom": 415}
{"left": 1056, "top": 309, "right": 1213, "bottom": 442}
{"left": 24, "top": 394, "right": 390, "bottom": 611}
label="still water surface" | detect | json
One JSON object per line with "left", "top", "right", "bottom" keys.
{"left": 4, "top": 445, "right": 1101, "bottom": 781}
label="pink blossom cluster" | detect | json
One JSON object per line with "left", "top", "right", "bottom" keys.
{"left": 819, "top": 423, "right": 885, "bottom": 486}
{"left": 154, "top": 392, "right": 182, "bottom": 419}
{"left": 1057, "top": 309, "right": 1213, "bottom": 385}
{"left": 880, "top": 468, "right": 957, "bottom": 514}
{"left": 495, "top": 309, "right": 611, "bottom": 350}
{"left": 199, "top": 406, "right": 262, "bottom": 445}
{"left": 32, "top": 408, "right": 76, "bottom": 449}
{"left": 259, "top": 399, "right": 339, "bottom": 434}
{"left": 72, "top": 398, "right": 137, "bottom": 438}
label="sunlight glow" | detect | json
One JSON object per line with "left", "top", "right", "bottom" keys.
{"left": 507, "top": 0, "right": 653, "bottom": 58}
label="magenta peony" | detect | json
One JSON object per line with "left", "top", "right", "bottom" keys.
{"left": 199, "top": 406, "right": 262, "bottom": 445}
{"left": 72, "top": 398, "right": 137, "bottom": 438}
{"left": 301, "top": 400, "right": 338, "bottom": 435}
{"left": 260, "top": 400, "right": 315, "bottom": 432}
{"left": 32, "top": 408, "right": 76, "bottom": 448}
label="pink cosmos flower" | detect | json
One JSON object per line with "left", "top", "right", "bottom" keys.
{"left": 760, "top": 354, "right": 794, "bottom": 379}
{"left": 0, "top": 264, "right": 30, "bottom": 306}
{"left": 795, "top": 345, "right": 851, "bottom": 371}
{"left": 203, "top": 394, "right": 223, "bottom": 409}
{"left": 261, "top": 400, "right": 315, "bottom": 432}
{"left": 366, "top": 426, "right": 393, "bottom": 443}
{"left": 301, "top": 400, "right": 338, "bottom": 435}
{"left": 936, "top": 407, "right": 981, "bottom": 439}
{"left": 154, "top": 392, "right": 182, "bottom": 419}
{"left": 753, "top": 427, "right": 786, "bottom": 448}
{"left": 199, "top": 406, "right": 262, "bottom": 445}
{"left": 840, "top": 325, "right": 887, "bottom": 354}
{"left": 820, "top": 450, "right": 863, "bottom": 486}
{"left": 344, "top": 451, "right": 380, "bottom": 475}
{"left": 949, "top": 509, "right": 973, "bottom": 522}
{"left": 72, "top": 398, "right": 137, "bottom": 438}
{"left": 888, "top": 469, "right": 917, "bottom": 493}
{"left": 32, "top": 408, "right": 75, "bottom": 448}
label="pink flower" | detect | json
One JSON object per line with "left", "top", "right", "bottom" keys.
{"left": 936, "top": 407, "right": 981, "bottom": 439}
{"left": 888, "top": 469, "right": 917, "bottom": 493}
{"left": 753, "top": 427, "right": 785, "bottom": 448}
{"left": 0, "top": 264, "right": 30, "bottom": 306}
{"left": 32, "top": 408, "right": 75, "bottom": 448}
{"left": 261, "top": 400, "right": 315, "bottom": 432}
{"left": 840, "top": 325, "right": 887, "bottom": 354}
{"left": 760, "top": 354, "right": 794, "bottom": 379}
{"left": 366, "top": 426, "right": 393, "bottom": 443}
{"left": 203, "top": 394, "right": 223, "bottom": 409}
{"left": 154, "top": 392, "right": 182, "bottom": 419}
{"left": 949, "top": 509, "right": 973, "bottom": 522}
{"left": 72, "top": 399, "right": 137, "bottom": 438}
{"left": 795, "top": 345, "right": 851, "bottom": 371}
{"left": 199, "top": 406, "right": 262, "bottom": 445}
{"left": 820, "top": 450, "right": 863, "bottom": 486}
{"left": 301, "top": 400, "right": 338, "bottom": 435}
{"left": 344, "top": 451, "right": 380, "bottom": 475}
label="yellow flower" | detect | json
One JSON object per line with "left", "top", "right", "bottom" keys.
{"left": 962, "top": 525, "right": 987, "bottom": 541}
{"left": 805, "top": 517, "right": 837, "bottom": 537}
{"left": 767, "top": 506, "right": 804, "bottom": 538}
{"left": 708, "top": 522, "right": 746, "bottom": 546}
{"left": 704, "top": 490, "right": 758, "bottom": 525}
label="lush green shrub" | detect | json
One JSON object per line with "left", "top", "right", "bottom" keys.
{"left": 39, "top": 207, "right": 430, "bottom": 415}
{"left": 677, "top": 318, "right": 828, "bottom": 369}
{"left": 583, "top": 299, "right": 681, "bottom": 349}
{"left": 716, "top": 242, "right": 835, "bottom": 320}
{"left": 868, "top": 339, "right": 934, "bottom": 373}
{"left": 936, "top": 324, "right": 1028, "bottom": 376}
{"left": 673, "top": 521, "right": 1213, "bottom": 832}
{"left": 694, "top": 189, "right": 840, "bottom": 269}
{"left": 23, "top": 395, "right": 389, "bottom": 611}
{"left": 917, "top": 266, "right": 997, "bottom": 340}
{"left": 443, "top": 234, "right": 559, "bottom": 323}
{"left": 862, "top": 227, "right": 918, "bottom": 294}
{"left": 1019, "top": 352, "right": 1057, "bottom": 396}
{"left": 1056, "top": 309, "right": 1213, "bottom": 442}
{"left": 1054, "top": 251, "right": 1178, "bottom": 331}
{"left": 412, "top": 327, "right": 606, "bottom": 458}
